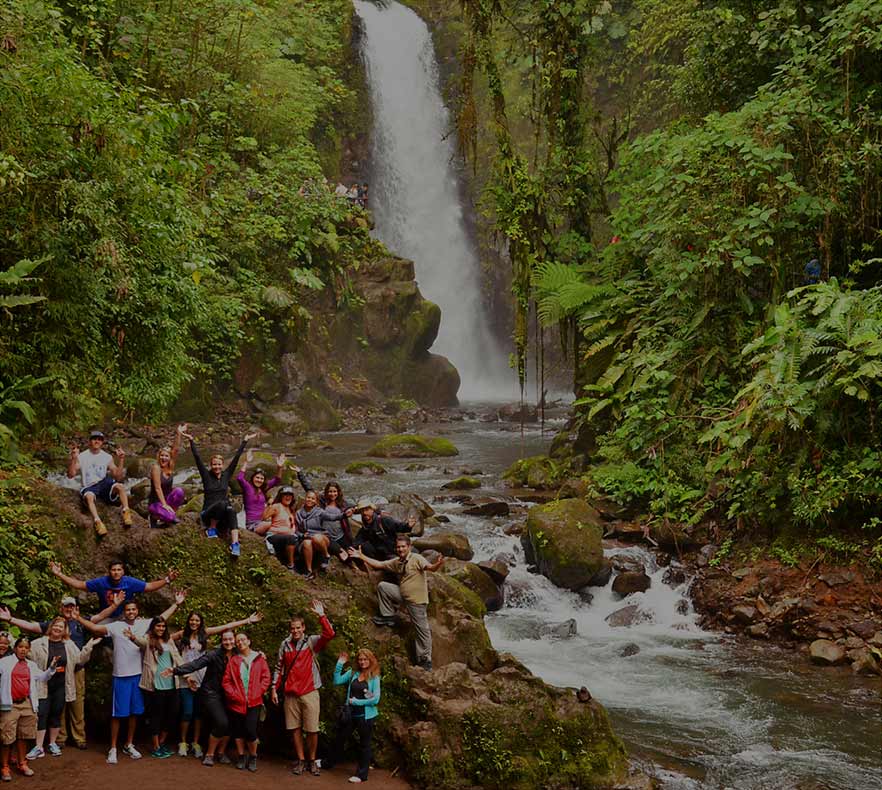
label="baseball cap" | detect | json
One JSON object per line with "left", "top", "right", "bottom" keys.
{"left": 61, "top": 596, "right": 77, "bottom": 606}
{"left": 356, "top": 497, "right": 378, "bottom": 511}
{"left": 89, "top": 430, "right": 105, "bottom": 440}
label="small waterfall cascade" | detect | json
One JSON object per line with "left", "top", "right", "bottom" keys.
{"left": 353, "top": 0, "right": 516, "bottom": 401}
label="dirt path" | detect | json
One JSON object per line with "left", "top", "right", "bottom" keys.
{"left": 21, "top": 746, "right": 411, "bottom": 789}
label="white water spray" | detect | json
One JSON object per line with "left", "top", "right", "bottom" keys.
{"left": 354, "top": 0, "right": 517, "bottom": 401}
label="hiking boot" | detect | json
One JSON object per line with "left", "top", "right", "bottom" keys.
{"left": 372, "top": 615, "right": 397, "bottom": 627}
{"left": 202, "top": 755, "right": 215, "bottom": 767}
{"left": 236, "top": 755, "right": 247, "bottom": 770}
{"left": 309, "top": 760, "right": 321, "bottom": 776}
{"left": 291, "top": 759, "right": 304, "bottom": 775}
{"left": 205, "top": 527, "right": 218, "bottom": 538}
{"left": 121, "top": 508, "right": 134, "bottom": 527}
{"left": 230, "top": 541, "right": 241, "bottom": 557}
{"left": 247, "top": 756, "right": 257, "bottom": 773}
{"left": 94, "top": 519, "right": 108, "bottom": 537}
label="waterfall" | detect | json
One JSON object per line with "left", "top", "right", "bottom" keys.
{"left": 354, "top": 0, "right": 517, "bottom": 402}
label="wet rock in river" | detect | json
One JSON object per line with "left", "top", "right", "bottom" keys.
{"left": 612, "top": 571, "right": 651, "bottom": 597}
{"left": 847, "top": 619, "right": 879, "bottom": 640}
{"left": 585, "top": 560, "right": 613, "bottom": 588}
{"left": 477, "top": 559, "right": 509, "bottom": 586}
{"left": 662, "top": 567, "right": 687, "bottom": 587}
{"left": 809, "top": 639, "right": 847, "bottom": 665}
{"left": 747, "top": 623, "right": 769, "bottom": 639}
{"left": 441, "top": 476, "right": 481, "bottom": 490}
{"left": 538, "top": 618, "right": 578, "bottom": 639}
{"left": 605, "top": 604, "right": 651, "bottom": 628}
{"left": 576, "top": 588, "right": 594, "bottom": 605}
{"left": 413, "top": 532, "right": 473, "bottom": 561}
{"left": 731, "top": 605, "right": 758, "bottom": 625}
{"left": 611, "top": 556, "right": 645, "bottom": 574}
{"left": 847, "top": 647, "right": 881, "bottom": 676}
{"left": 620, "top": 643, "right": 640, "bottom": 657}
{"left": 462, "top": 497, "right": 510, "bottom": 517}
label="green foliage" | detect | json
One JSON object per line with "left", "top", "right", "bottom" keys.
{"left": 0, "top": 0, "right": 373, "bottom": 435}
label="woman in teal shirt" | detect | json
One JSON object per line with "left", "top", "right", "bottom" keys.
{"left": 326, "top": 649, "right": 381, "bottom": 784}
{"left": 134, "top": 617, "right": 183, "bottom": 758}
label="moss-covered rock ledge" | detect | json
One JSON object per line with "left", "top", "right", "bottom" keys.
{"left": 12, "top": 472, "right": 627, "bottom": 788}
{"left": 368, "top": 433, "right": 459, "bottom": 458}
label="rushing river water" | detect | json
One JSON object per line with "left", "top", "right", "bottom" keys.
{"left": 52, "top": 413, "right": 882, "bottom": 788}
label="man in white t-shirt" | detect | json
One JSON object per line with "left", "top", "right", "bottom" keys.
{"left": 79, "top": 593, "right": 184, "bottom": 764}
{"left": 67, "top": 430, "right": 132, "bottom": 537}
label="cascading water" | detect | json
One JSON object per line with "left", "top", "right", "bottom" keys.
{"left": 354, "top": 0, "right": 516, "bottom": 401}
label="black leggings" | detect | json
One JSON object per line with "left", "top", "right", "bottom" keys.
{"left": 37, "top": 682, "right": 66, "bottom": 730}
{"left": 267, "top": 533, "right": 301, "bottom": 565}
{"left": 201, "top": 500, "right": 237, "bottom": 535}
{"left": 229, "top": 706, "right": 260, "bottom": 743}
{"left": 201, "top": 691, "right": 230, "bottom": 738}
{"left": 328, "top": 716, "right": 374, "bottom": 781}
{"left": 145, "top": 688, "right": 179, "bottom": 737}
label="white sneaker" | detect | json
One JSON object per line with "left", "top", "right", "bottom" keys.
{"left": 25, "top": 747, "right": 44, "bottom": 761}
{"left": 177, "top": 742, "right": 189, "bottom": 757}
{"left": 106, "top": 748, "right": 118, "bottom": 765}
{"left": 122, "top": 744, "right": 142, "bottom": 760}
{"left": 348, "top": 778, "right": 363, "bottom": 784}
{"left": 48, "top": 743, "right": 62, "bottom": 756}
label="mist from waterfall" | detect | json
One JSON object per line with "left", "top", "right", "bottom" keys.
{"left": 354, "top": 0, "right": 517, "bottom": 402}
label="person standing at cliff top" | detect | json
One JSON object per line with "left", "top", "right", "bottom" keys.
{"left": 67, "top": 430, "right": 132, "bottom": 537}
{"left": 49, "top": 560, "right": 179, "bottom": 621}
{"left": 182, "top": 430, "right": 257, "bottom": 557}
{"left": 349, "top": 535, "right": 444, "bottom": 671}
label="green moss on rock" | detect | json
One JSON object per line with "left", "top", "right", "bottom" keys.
{"left": 368, "top": 434, "right": 459, "bottom": 458}
{"left": 345, "top": 460, "right": 388, "bottom": 475}
{"left": 524, "top": 499, "right": 605, "bottom": 591}
{"left": 296, "top": 387, "right": 342, "bottom": 431}
{"left": 442, "top": 476, "right": 481, "bottom": 490}
{"left": 503, "top": 455, "right": 565, "bottom": 490}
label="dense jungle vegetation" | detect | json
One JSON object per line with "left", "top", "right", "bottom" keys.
{"left": 0, "top": 0, "right": 376, "bottom": 454}
{"left": 454, "top": 0, "right": 882, "bottom": 557}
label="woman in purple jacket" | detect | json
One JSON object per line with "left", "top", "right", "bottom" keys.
{"left": 237, "top": 450, "right": 286, "bottom": 531}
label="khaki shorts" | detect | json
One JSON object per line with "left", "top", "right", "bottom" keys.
{"left": 1, "top": 700, "right": 37, "bottom": 745}
{"left": 283, "top": 690, "right": 320, "bottom": 732}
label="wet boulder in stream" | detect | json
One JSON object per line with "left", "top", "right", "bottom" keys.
{"left": 612, "top": 570, "right": 651, "bottom": 597}
{"left": 413, "top": 531, "right": 473, "bottom": 561}
{"left": 522, "top": 498, "right": 605, "bottom": 591}
{"left": 538, "top": 618, "right": 578, "bottom": 639}
{"left": 461, "top": 497, "right": 510, "bottom": 517}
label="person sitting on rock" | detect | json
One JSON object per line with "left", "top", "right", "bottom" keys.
{"left": 348, "top": 535, "right": 443, "bottom": 671}
{"left": 147, "top": 424, "right": 188, "bottom": 528}
{"left": 67, "top": 430, "right": 133, "bottom": 537}
{"left": 183, "top": 430, "right": 257, "bottom": 557}
{"left": 294, "top": 490, "right": 351, "bottom": 579}
{"left": 270, "top": 601, "right": 334, "bottom": 777}
{"left": 237, "top": 450, "right": 285, "bottom": 531}
{"left": 255, "top": 487, "right": 305, "bottom": 572}
{"left": 49, "top": 560, "right": 179, "bottom": 622}
{"left": 353, "top": 499, "right": 415, "bottom": 561}
{"left": 294, "top": 470, "right": 355, "bottom": 560}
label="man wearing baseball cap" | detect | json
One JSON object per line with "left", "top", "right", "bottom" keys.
{"left": 0, "top": 597, "right": 90, "bottom": 749}
{"left": 66, "top": 430, "right": 133, "bottom": 536}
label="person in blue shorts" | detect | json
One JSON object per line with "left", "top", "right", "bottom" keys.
{"left": 77, "top": 593, "right": 186, "bottom": 764}
{"left": 49, "top": 560, "right": 179, "bottom": 621}
{"left": 66, "top": 430, "right": 132, "bottom": 537}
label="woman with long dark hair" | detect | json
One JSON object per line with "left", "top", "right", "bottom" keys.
{"left": 256, "top": 487, "right": 307, "bottom": 572}
{"left": 221, "top": 632, "right": 270, "bottom": 772}
{"left": 170, "top": 610, "right": 262, "bottom": 757}
{"left": 294, "top": 470, "right": 355, "bottom": 562}
{"left": 324, "top": 648, "right": 382, "bottom": 784}
{"left": 237, "top": 449, "right": 285, "bottom": 531}
{"left": 133, "top": 617, "right": 182, "bottom": 758}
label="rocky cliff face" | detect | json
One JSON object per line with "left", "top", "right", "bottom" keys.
{"left": 231, "top": 255, "right": 461, "bottom": 430}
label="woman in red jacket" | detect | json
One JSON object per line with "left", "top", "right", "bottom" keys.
{"left": 221, "top": 632, "right": 270, "bottom": 772}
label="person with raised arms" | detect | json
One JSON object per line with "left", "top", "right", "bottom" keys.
{"left": 270, "top": 600, "right": 334, "bottom": 777}
{"left": 49, "top": 560, "right": 178, "bottom": 621}
{"left": 0, "top": 638, "right": 58, "bottom": 781}
{"left": 255, "top": 487, "right": 305, "bottom": 572}
{"left": 237, "top": 449, "right": 285, "bottom": 532}
{"left": 76, "top": 591, "right": 186, "bottom": 764}
{"left": 183, "top": 430, "right": 257, "bottom": 557}
{"left": 221, "top": 632, "right": 270, "bottom": 772}
{"left": 349, "top": 534, "right": 444, "bottom": 671}
{"left": 67, "top": 430, "right": 133, "bottom": 537}
{"left": 170, "top": 610, "right": 263, "bottom": 758}
{"left": 147, "top": 424, "right": 188, "bottom": 527}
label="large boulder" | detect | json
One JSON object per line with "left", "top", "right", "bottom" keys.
{"left": 611, "top": 571, "right": 651, "bottom": 597}
{"left": 809, "top": 639, "right": 847, "bottom": 666}
{"left": 522, "top": 499, "right": 604, "bottom": 591}
{"left": 295, "top": 387, "right": 342, "bottom": 431}
{"left": 260, "top": 406, "right": 307, "bottom": 436}
{"left": 368, "top": 434, "right": 459, "bottom": 458}
{"left": 538, "top": 618, "right": 578, "bottom": 639}
{"left": 461, "top": 497, "right": 510, "bottom": 517}
{"left": 442, "top": 476, "right": 481, "bottom": 490}
{"left": 441, "top": 560, "right": 504, "bottom": 612}
{"left": 345, "top": 460, "right": 388, "bottom": 475}
{"left": 413, "top": 532, "right": 474, "bottom": 561}
{"left": 605, "top": 605, "right": 652, "bottom": 628}
{"left": 503, "top": 455, "right": 561, "bottom": 490}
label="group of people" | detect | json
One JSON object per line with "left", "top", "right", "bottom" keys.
{"left": 0, "top": 563, "right": 383, "bottom": 783}
{"left": 8, "top": 426, "right": 452, "bottom": 780}
{"left": 333, "top": 182, "right": 369, "bottom": 208}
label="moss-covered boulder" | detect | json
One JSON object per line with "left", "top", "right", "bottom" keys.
{"left": 296, "top": 386, "right": 342, "bottom": 432}
{"left": 442, "top": 559, "right": 504, "bottom": 612}
{"left": 345, "top": 460, "right": 388, "bottom": 475}
{"left": 368, "top": 434, "right": 459, "bottom": 458}
{"left": 503, "top": 455, "right": 563, "bottom": 489}
{"left": 442, "top": 476, "right": 481, "bottom": 490}
{"left": 259, "top": 406, "right": 307, "bottom": 436}
{"left": 523, "top": 499, "right": 605, "bottom": 591}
